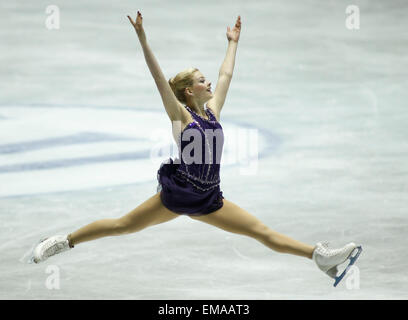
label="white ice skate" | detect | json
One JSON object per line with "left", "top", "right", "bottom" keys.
{"left": 313, "top": 241, "right": 362, "bottom": 287}
{"left": 30, "top": 235, "right": 72, "bottom": 264}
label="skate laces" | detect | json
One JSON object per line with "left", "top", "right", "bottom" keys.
{"left": 317, "top": 242, "right": 341, "bottom": 257}
{"left": 321, "top": 241, "right": 329, "bottom": 249}
{"left": 42, "top": 237, "right": 68, "bottom": 258}
{"left": 317, "top": 242, "right": 352, "bottom": 258}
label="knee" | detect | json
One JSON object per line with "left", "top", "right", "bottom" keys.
{"left": 247, "top": 223, "right": 270, "bottom": 239}
{"left": 112, "top": 218, "right": 132, "bottom": 235}
{"left": 114, "top": 217, "right": 151, "bottom": 235}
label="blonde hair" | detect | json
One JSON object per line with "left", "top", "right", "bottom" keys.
{"left": 168, "top": 67, "right": 199, "bottom": 103}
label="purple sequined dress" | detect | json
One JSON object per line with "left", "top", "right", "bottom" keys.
{"left": 156, "top": 105, "right": 224, "bottom": 216}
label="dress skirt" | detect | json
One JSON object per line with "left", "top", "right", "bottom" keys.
{"left": 156, "top": 158, "right": 224, "bottom": 216}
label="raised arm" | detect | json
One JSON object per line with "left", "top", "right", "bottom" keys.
{"left": 207, "top": 15, "right": 241, "bottom": 118}
{"left": 127, "top": 11, "right": 184, "bottom": 122}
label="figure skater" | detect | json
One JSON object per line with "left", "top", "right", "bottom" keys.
{"left": 30, "top": 11, "right": 362, "bottom": 287}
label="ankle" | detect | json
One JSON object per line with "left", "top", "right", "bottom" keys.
{"left": 67, "top": 234, "right": 75, "bottom": 248}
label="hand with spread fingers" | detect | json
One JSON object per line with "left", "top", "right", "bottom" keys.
{"left": 127, "top": 11, "right": 146, "bottom": 41}
{"left": 226, "top": 15, "right": 241, "bottom": 43}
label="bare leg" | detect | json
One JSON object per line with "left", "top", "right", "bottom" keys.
{"left": 190, "top": 199, "right": 315, "bottom": 259}
{"left": 68, "top": 193, "right": 180, "bottom": 246}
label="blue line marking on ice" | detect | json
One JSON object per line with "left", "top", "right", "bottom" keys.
{"left": 0, "top": 131, "right": 141, "bottom": 154}
{"left": 0, "top": 103, "right": 282, "bottom": 198}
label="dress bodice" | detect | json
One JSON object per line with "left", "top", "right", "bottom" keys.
{"left": 174, "top": 105, "right": 224, "bottom": 192}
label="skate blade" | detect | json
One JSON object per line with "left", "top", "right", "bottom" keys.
{"left": 333, "top": 245, "right": 362, "bottom": 287}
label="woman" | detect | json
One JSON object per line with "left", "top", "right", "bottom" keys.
{"left": 31, "top": 11, "right": 362, "bottom": 287}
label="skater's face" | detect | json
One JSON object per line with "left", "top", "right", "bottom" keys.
{"left": 185, "top": 71, "right": 212, "bottom": 103}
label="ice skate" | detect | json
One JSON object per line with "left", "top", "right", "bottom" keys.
{"left": 30, "top": 235, "right": 72, "bottom": 264}
{"left": 312, "top": 241, "right": 362, "bottom": 287}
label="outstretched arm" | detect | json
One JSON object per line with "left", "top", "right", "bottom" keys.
{"left": 127, "top": 11, "right": 184, "bottom": 122}
{"left": 207, "top": 15, "right": 241, "bottom": 118}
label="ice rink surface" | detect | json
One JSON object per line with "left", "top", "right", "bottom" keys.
{"left": 1, "top": 0, "right": 407, "bottom": 299}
